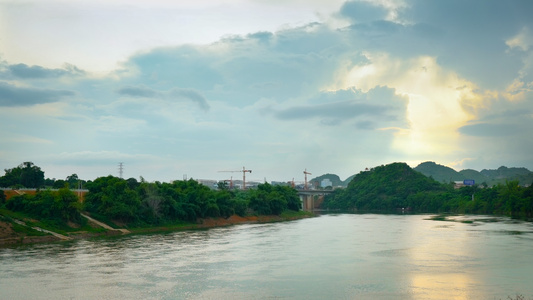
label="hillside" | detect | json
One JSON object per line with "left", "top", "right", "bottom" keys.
{"left": 309, "top": 173, "right": 356, "bottom": 188}
{"left": 323, "top": 162, "right": 445, "bottom": 211}
{"left": 414, "top": 161, "right": 533, "bottom": 186}
{"left": 413, "top": 161, "right": 461, "bottom": 183}
{"left": 309, "top": 173, "right": 343, "bottom": 188}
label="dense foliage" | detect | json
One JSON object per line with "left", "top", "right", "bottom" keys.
{"left": 0, "top": 162, "right": 86, "bottom": 189}
{"left": 5, "top": 187, "right": 83, "bottom": 224}
{"left": 83, "top": 176, "right": 301, "bottom": 226}
{"left": 0, "top": 162, "right": 45, "bottom": 188}
{"left": 323, "top": 162, "right": 533, "bottom": 218}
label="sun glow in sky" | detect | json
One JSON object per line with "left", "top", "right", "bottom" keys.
{"left": 1, "top": 0, "right": 532, "bottom": 182}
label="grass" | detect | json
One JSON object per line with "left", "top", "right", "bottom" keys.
{"left": 280, "top": 210, "right": 315, "bottom": 219}
{"left": 0, "top": 208, "right": 106, "bottom": 235}
{"left": 11, "top": 222, "right": 47, "bottom": 236}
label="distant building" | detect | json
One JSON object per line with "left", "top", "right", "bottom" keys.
{"left": 454, "top": 181, "right": 465, "bottom": 189}
{"left": 197, "top": 179, "right": 218, "bottom": 190}
{"left": 321, "top": 178, "right": 332, "bottom": 188}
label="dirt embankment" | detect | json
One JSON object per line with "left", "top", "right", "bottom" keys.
{"left": 0, "top": 220, "right": 60, "bottom": 245}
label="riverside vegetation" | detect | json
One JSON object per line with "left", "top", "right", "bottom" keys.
{"left": 2, "top": 161, "right": 533, "bottom": 244}
{"left": 0, "top": 163, "right": 305, "bottom": 244}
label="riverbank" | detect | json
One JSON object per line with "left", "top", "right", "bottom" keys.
{"left": 0, "top": 211, "right": 315, "bottom": 246}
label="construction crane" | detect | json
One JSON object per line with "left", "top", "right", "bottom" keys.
{"left": 223, "top": 177, "right": 234, "bottom": 189}
{"left": 303, "top": 168, "right": 312, "bottom": 190}
{"left": 219, "top": 166, "right": 252, "bottom": 190}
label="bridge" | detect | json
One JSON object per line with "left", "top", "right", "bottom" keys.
{"left": 297, "top": 190, "right": 334, "bottom": 212}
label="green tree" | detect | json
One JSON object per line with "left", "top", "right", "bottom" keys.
{"left": 56, "top": 187, "right": 82, "bottom": 222}
{"left": 20, "top": 162, "right": 45, "bottom": 188}
{"left": 0, "top": 162, "right": 45, "bottom": 188}
{"left": 53, "top": 179, "right": 67, "bottom": 189}
{"left": 84, "top": 176, "right": 141, "bottom": 223}
{"left": 66, "top": 174, "right": 79, "bottom": 189}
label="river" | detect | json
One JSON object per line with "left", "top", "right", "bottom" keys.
{"left": 1, "top": 214, "right": 533, "bottom": 300}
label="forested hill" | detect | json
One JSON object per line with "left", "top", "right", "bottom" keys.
{"left": 309, "top": 174, "right": 357, "bottom": 188}
{"left": 323, "top": 162, "right": 533, "bottom": 217}
{"left": 309, "top": 174, "right": 343, "bottom": 188}
{"left": 323, "top": 162, "right": 445, "bottom": 211}
{"left": 414, "top": 161, "right": 533, "bottom": 186}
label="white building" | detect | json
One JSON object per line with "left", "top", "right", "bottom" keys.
{"left": 321, "top": 178, "right": 332, "bottom": 188}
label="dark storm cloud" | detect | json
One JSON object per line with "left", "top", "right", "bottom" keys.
{"left": 0, "top": 81, "right": 74, "bottom": 106}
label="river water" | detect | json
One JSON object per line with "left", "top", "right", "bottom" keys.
{"left": 1, "top": 214, "right": 533, "bottom": 300}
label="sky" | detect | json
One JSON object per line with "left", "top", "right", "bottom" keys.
{"left": 1, "top": 0, "right": 533, "bottom": 183}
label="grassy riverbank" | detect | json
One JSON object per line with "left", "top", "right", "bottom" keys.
{"left": 0, "top": 209, "right": 314, "bottom": 245}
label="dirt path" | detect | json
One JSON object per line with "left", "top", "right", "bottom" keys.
{"left": 11, "top": 219, "right": 71, "bottom": 240}
{"left": 80, "top": 213, "right": 130, "bottom": 234}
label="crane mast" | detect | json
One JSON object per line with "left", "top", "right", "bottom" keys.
{"left": 242, "top": 166, "right": 252, "bottom": 190}
{"left": 303, "top": 168, "right": 312, "bottom": 190}
{"left": 218, "top": 166, "right": 252, "bottom": 190}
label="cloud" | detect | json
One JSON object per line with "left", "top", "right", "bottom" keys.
{"left": 116, "top": 85, "right": 210, "bottom": 111}
{"left": 274, "top": 101, "right": 383, "bottom": 121}
{"left": 0, "top": 82, "right": 74, "bottom": 106}
{"left": 124, "top": 24, "right": 353, "bottom": 107}
{"left": 459, "top": 122, "right": 525, "bottom": 137}
{"left": 338, "top": 1, "right": 389, "bottom": 23}
{"left": 116, "top": 85, "right": 158, "bottom": 98}
{"left": 170, "top": 88, "right": 210, "bottom": 111}
{"left": 3, "top": 63, "right": 85, "bottom": 79}
{"left": 2, "top": 0, "right": 533, "bottom": 180}
{"left": 268, "top": 86, "right": 408, "bottom": 128}
{"left": 459, "top": 108, "right": 532, "bottom": 137}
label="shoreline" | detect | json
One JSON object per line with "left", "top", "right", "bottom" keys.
{"left": 0, "top": 212, "right": 315, "bottom": 246}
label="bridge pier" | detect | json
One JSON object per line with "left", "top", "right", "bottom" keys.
{"left": 298, "top": 190, "right": 331, "bottom": 212}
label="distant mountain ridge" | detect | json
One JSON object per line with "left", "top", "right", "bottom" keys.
{"left": 413, "top": 161, "right": 533, "bottom": 186}
{"left": 311, "top": 161, "right": 533, "bottom": 188}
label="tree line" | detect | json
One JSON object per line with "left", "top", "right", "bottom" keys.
{"left": 83, "top": 176, "right": 301, "bottom": 226}
{"left": 323, "top": 162, "right": 533, "bottom": 218}
{"left": 1, "top": 170, "right": 301, "bottom": 227}
{"left": 0, "top": 162, "right": 84, "bottom": 189}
